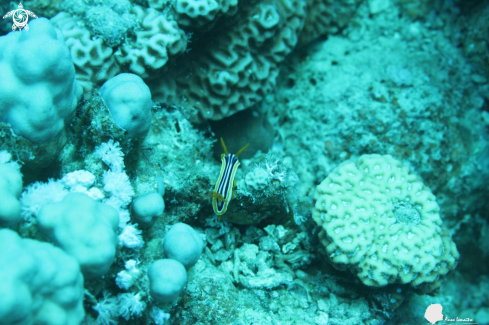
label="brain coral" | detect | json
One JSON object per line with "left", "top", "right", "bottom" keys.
{"left": 312, "top": 154, "right": 459, "bottom": 294}
{"left": 299, "top": 0, "right": 363, "bottom": 45}
{"left": 173, "top": 0, "right": 238, "bottom": 29}
{"left": 150, "top": 0, "right": 306, "bottom": 121}
{"left": 50, "top": 12, "right": 121, "bottom": 96}
{"left": 299, "top": 0, "right": 362, "bottom": 45}
{"left": 116, "top": 6, "right": 187, "bottom": 79}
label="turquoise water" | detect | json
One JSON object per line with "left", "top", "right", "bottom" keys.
{"left": 0, "top": 0, "right": 488, "bottom": 324}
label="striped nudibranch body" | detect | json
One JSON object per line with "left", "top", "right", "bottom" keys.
{"left": 211, "top": 138, "right": 249, "bottom": 219}
{"left": 212, "top": 153, "right": 240, "bottom": 215}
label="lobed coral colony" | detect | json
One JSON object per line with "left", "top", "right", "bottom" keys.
{"left": 0, "top": 0, "right": 488, "bottom": 324}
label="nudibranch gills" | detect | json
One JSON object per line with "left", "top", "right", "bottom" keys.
{"left": 210, "top": 138, "right": 249, "bottom": 219}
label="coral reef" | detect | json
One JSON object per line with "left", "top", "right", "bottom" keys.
{"left": 268, "top": 1, "right": 489, "bottom": 225}
{"left": 0, "top": 0, "right": 488, "bottom": 324}
{"left": 0, "top": 229, "right": 85, "bottom": 324}
{"left": 313, "top": 154, "right": 459, "bottom": 295}
{"left": 37, "top": 193, "right": 120, "bottom": 279}
{"left": 0, "top": 154, "right": 22, "bottom": 227}
{"left": 115, "top": 6, "right": 187, "bottom": 79}
{"left": 0, "top": 18, "right": 81, "bottom": 143}
{"left": 298, "top": 0, "right": 363, "bottom": 45}
{"left": 100, "top": 73, "right": 153, "bottom": 139}
{"left": 173, "top": 0, "right": 238, "bottom": 29}
{"left": 150, "top": 0, "right": 307, "bottom": 121}
{"left": 0, "top": 18, "right": 83, "bottom": 167}
{"left": 50, "top": 12, "right": 122, "bottom": 96}
{"left": 42, "top": 0, "right": 364, "bottom": 123}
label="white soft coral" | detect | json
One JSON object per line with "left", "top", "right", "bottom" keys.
{"left": 117, "top": 293, "right": 146, "bottom": 320}
{"left": 94, "top": 141, "right": 142, "bottom": 249}
{"left": 92, "top": 291, "right": 119, "bottom": 325}
{"left": 102, "top": 171, "right": 134, "bottom": 209}
{"left": 118, "top": 224, "right": 144, "bottom": 248}
{"left": 265, "top": 159, "right": 286, "bottom": 183}
{"left": 21, "top": 180, "right": 69, "bottom": 222}
{"left": 94, "top": 140, "right": 125, "bottom": 173}
{"left": 116, "top": 259, "right": 142, "bottom": 290}
{"left": 91, "top": 291, "right": 148, "bottom": 323}
{"left": 150, "top": 307, "right": 171, "bottom": 324}
{"left": 61, "top": 170, "right": 104, "bottom": 200}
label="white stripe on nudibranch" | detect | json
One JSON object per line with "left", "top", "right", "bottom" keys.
{"left": 211, "top": 138, "right": 248, "bottom": 218}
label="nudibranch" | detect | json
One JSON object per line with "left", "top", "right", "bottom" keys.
{"left": 210, "top": 138, "right": 249, "bottom": 219}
